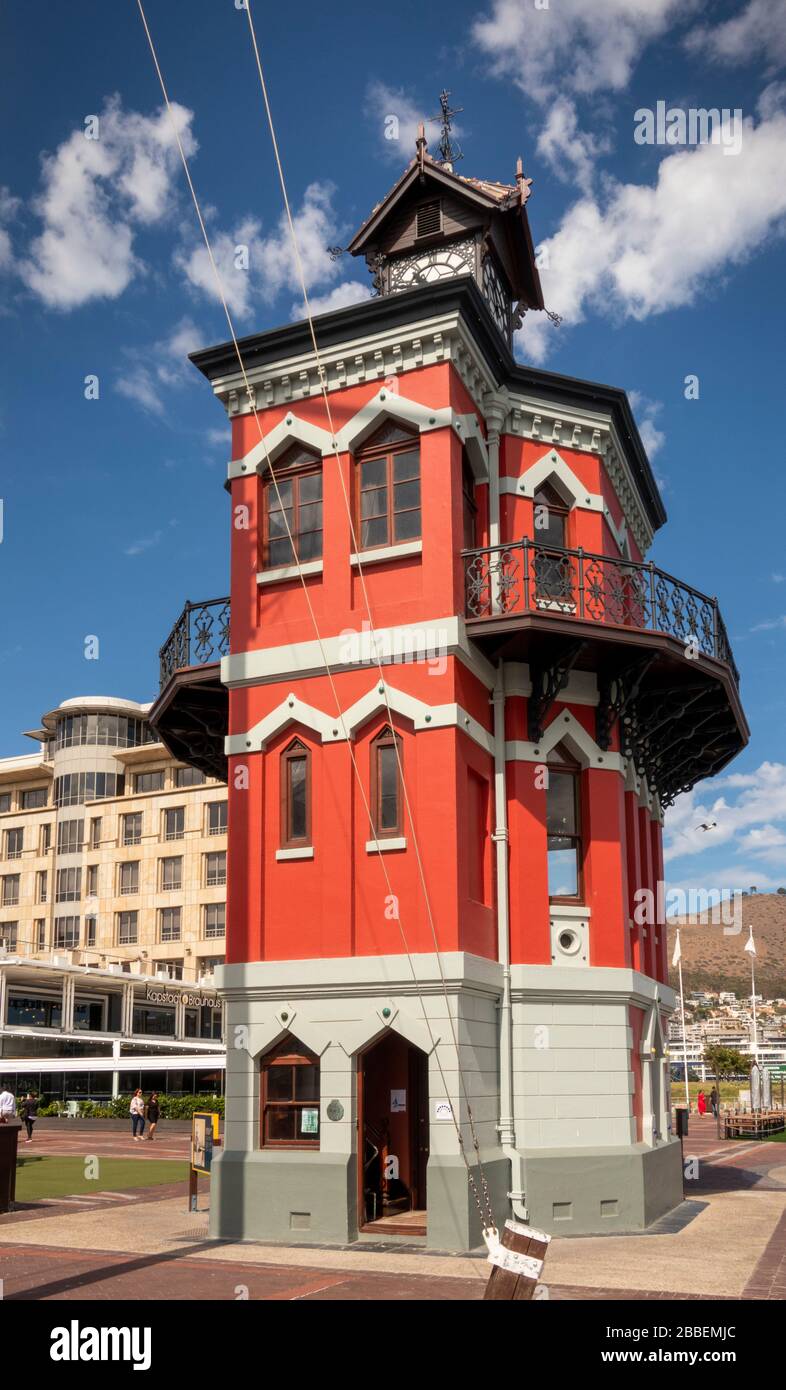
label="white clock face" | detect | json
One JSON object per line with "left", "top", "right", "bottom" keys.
{"left": 398, "top": 250, "right": 471, "bottom": 286}
{"left": 388, "top": 239, "right": 476, "bottom": 293}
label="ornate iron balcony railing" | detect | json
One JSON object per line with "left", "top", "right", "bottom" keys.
{"left": 463, "top": 540, "right": 739, "bottom": 686}
{"left": 159, "top": 597, "right": 230, "bottom": 689}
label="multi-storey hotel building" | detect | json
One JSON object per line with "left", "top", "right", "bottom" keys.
{"left": 0, "top": 695, "right": 227, "bottom": 1101}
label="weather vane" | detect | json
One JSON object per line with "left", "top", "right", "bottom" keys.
{"left": 429, "top": 89, "right": 463, "bottom": 169}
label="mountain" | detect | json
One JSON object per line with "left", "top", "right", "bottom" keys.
{"left": 667, "top": 893, "right": 786, "bottom": 998}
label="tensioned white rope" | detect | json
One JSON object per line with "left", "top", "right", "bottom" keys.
{"left": 241, "top": 0, "right": 497, "bottom": 1227}
{"left": 134, "top": 0, "right": 495, "bottom": 1235}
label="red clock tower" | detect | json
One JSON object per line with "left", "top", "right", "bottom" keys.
{"left": 152, "top": 136, "right": 747, "bottom": 1250}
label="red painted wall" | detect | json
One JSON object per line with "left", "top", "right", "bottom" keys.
{"left": 223, "top": 358, "right": 662, "bottom": 981}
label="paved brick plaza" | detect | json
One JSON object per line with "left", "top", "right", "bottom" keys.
{"left": 2, "top": 1116, "right": 785, "bottom": 1301}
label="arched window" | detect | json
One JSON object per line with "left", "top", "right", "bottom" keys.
{"left": 546, "top": 742, "right": 583, "bottom": 901}
{"left": 355, "top": 422, "right": 421, "bottom": 551}
{"left": 533, "top": 481, "right": 569, "bottom": 549}
{"left": 260, "top": 1039, "right": 320, "bottom": 1148}
{"left": 371, "top": 727, "right": 403, "bottom": 838}
{"left": 280, "top": 738, "right": 311, "bottom": 847}
{"left": 533, "top": 482, "right": 573, "bottom": 603}
{"left": 262, "top": 443, "right": 323, "bottom": 569}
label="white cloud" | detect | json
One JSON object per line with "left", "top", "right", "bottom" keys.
{"left": 751, "top": 615, "right": 786, "bottom": 633}
{"left": 0, "top": 188, "right": 20, "bottom": 273}
{"left": 665, "top": 762, "right": 786, "bottom": 864}
{"left": 516, "top": 110, "right": 786, "bottom": 364}
{"left": 473, "top": 0, "right": 690, "bottom": 104}
{"left": 294, "top": 280, "right": 371, "bottom": 319}
{"left": 125, "top": 528, "right": 164, "bottom": 557}
{"left": 628, "top": 391, "right": 665, "bottom": 459}
{"left": 175, "top": 215, "right": 261, "bottom": 319}
{"left": 115, "top": 315, "right": 203, "bottom": 416}
{"left": 177, "top": 182, "right": 346, "bottom": 320}
{"left": 20, "top": 96, "right": 195, "bottom": 310}
{"left": 125, "top": 518, "right": 178, "bottom": 558}
{"left": 686, "top": 0, "right": 786, "bottom": 70}
{"left": 365, "top": 82, "right": 459, "bottom": 163}
{"left": 772, "top": 573, "right": 786, "bottom": 584}
{"left": 758, "top": 81, "right": 786, "bottom": 120}
{"left": 536, "top": 97, "right": 612, "bottom": 195}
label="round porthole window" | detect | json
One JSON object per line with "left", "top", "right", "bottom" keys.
{"left": 558, "top": 929, "right": 580, "bottom": 956}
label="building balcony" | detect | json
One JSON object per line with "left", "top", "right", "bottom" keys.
{"left": 148, "top": 598, "right": 230, "bottom": 782}
{"left": 463, "top": 539, "right": 748, "bottom": 806}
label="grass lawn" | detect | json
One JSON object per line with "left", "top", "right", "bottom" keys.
{"left": 15, "top": 1155, "right": 189, "bottom": 1202}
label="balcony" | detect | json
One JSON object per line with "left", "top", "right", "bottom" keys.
{"left": 463, "top": 540, "right": 747, "bottom": 806}
{"left": 148, "top": 598, "right": 230, "bottom": 781}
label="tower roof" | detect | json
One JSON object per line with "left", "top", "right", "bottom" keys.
{"left": 347, "top": 146, "right": 544, "bottom": 311}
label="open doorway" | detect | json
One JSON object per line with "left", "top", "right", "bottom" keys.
{"left": 358, "top": 1032, "right": 429, "bottom": 1237}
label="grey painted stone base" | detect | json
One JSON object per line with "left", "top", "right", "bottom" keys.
{"left": 209, "top": 1149, "right": 357, "bottom": 1245}
{"left": 426, "top": 1154, "right": 510, "bottom": 1251}
{"left": 209, "top": 1147, "right": 510, "bottom": 1251}
{"left": 522, "top": 1138, "right": 683, "bottom": 1235}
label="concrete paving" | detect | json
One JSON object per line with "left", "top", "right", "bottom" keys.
{"left": 2, "top": 1116, "right": 785, "bottom": 1300}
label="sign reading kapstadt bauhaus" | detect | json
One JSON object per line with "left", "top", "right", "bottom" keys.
{"left": 145, "top": 985, "right": 219, "bottom": 1009}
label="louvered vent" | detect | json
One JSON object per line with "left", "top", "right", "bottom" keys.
{"left": 416, "top": 200, "right": 442, "bottom": 238}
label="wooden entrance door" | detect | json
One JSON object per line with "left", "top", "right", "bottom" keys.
{"left": 358, "top": 1033, "right": 429, "bottom": 1232}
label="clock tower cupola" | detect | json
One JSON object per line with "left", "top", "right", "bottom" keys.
{"left": 347, "top": 114, "right": 544, "bottom": 345}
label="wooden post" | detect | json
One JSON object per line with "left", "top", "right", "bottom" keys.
{"left": 483, "top": 1220, "right": 550, "bottom": 1301}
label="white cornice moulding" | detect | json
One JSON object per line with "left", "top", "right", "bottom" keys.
{"left": 220, "top": 616, "right": 497, "bottom": 691}
{"left": 225, "top": 682, "right": 495, "bottom": 757}
{"left": 211, "top": 308, "right": 497, "bottom": 422}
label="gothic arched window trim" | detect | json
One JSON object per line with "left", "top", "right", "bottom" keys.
{"left": 280, "top": 737, "right": 311, "bottom": 848}
{"left": 370, "top": 725, "right": 403, "bottom": 839}
{"left": 354, "top": 422, "right": 421, "bottom": 552}
{"left": 545, "top": 741, "right": 584, "bottom": 904}
{"left": 261, "top": 443, "right": 323, "bottom": 571}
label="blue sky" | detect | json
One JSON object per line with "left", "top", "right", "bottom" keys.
{"left": 1, "top": 0, "right": 786, "bottom": 897}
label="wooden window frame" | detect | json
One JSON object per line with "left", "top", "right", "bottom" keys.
{"left": 260, "top": 1041, "right": 320, "bottom": 1150}
{"left": 533, "top": 482, "right": 569, "bottom": 547}
{"left": 354, "top": 427, "right": 421, "bottom": 552}
{"left": 462, "top": 452, "right": 477, "bottom": 552}
{"left": 370, "top": 727, "right": 403, "bottom": 839}
{"left": 261, "top": 448, "right": 323, "bottom": 571}
{"left": 280, "top": 739, "right": 311, "bottom": 848}
{"left": 546, "top": 748, "right": 584, "bottom": 904}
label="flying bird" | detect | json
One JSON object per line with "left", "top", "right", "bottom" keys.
{"left": 695, "top": 821, "right": 717, "bottom": 832}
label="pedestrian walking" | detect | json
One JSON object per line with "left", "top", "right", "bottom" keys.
{"left": 0, "top": 1084, "right": 15, "bottom": 1124}
{"left": 130, "top": 1089, "right": 145, "bottom": 1141}
{"left": 710, "top": 1086, "right": 719, "bottom": 1119}
{"left": 21, "top": 1092, "right": 38, "bottom": 1143}
{"left": 145, "top": 1092, "right": 160, "bottom": 1142}
{"left": 697, "top": 1089, "right": 707, "bottom": 1116}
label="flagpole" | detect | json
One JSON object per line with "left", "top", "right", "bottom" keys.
{"left": 749, "top": 929, "right": 759, "bottom": 1066}
{"left": 673, "top": 929, "right": 690, "bottom": 1111}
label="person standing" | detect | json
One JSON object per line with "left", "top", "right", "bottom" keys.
{"left": 21, "top": 1093, "right": 38, "bottom": 1143}
{"left": 0, "top": 1084, "right": 15, "bottom": 1124}
{"left": 130, "top": 1089, "right": 145, "bottom": 1141}
{"left": 697, "top": 1089, "right": 707, "bottom": 1116}
{"left": 710, "top": 1086, "right": 719, "bottom": 1119}
{"left": 145, "top": 1092, "right": 160, "bottom": 1142}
